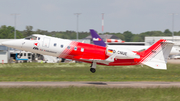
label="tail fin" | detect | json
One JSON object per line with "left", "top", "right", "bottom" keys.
{"left": 90, "top": 29, "right": 106, "bottom": 47}
{"left": 138, "top": 39, "right": 174, "bottom": 69}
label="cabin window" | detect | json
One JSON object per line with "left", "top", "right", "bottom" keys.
{"left": 81, "top": 48, "right": 84, "bottom": 52}
{"left": 38, "top": 37, "right": 40, "bottom": 40}
{"left": 67, "top": 46, "right": 70, "bottom": 49}
{"left": 61, "top": 45, "right": 63, "bottom": 48}
{"left": 54, "top": 43, "right": 57, "bottom": 47}
{"left": 74, "top": 47, "right": 77, "bottom": 51}
{"left": 24, "top": 53, "right": 26, "bottom": 56}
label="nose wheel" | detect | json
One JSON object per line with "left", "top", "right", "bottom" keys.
{"left": 90, "top": 61, "right": 96, "bottom": 73}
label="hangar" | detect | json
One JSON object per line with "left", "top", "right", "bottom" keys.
{"left": 145, "top": 36, "right": 180, "bottom": 49}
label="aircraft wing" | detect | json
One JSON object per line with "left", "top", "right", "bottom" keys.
{"left": 73, "top": 52, "right": 118, "bottom": 64}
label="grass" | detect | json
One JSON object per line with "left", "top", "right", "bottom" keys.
{"left": 0, "top": 87, "right": 180, "bottom": 101}
{"left": 0, "top": 63, "right": 179, "bottom": 81}
{"left": 0, "top": 63, "right": 179, "bottom": 101}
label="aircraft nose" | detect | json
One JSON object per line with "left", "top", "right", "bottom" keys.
{"left": 1, "top": 41, "right": 13, "bottom": 46}
{"left": 1, "top": 40, "right": 22, "bottom": 48}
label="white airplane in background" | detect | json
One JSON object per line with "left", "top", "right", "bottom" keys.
{"left": 90, "top": 29, "right": 180, "bottom": 55}
{"left": 2, "top": 34, "right": 173, "bottom": 73}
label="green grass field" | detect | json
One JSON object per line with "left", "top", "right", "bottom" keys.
{"left": 0, "top": 63, "right": 179, "bottom": 81}
{"left": 0, "top": 63, "right": 180, "bottom": 101}
{"left": 0, "top": 87, "right": 180, "bottom": 101}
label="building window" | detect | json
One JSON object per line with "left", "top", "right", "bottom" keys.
{"left": 74, "top": 47, "right": 77, "bottom": 51}
{"left": 61, "top": 45, "right": 63, "bottom": 48}
{"left": 81, "top": 48, "right": 84, "bottom": 52}
{"left": 28, "top": 53, "right": 31, "bottom": 57}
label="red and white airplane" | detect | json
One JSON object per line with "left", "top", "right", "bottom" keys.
{"left": 1, "top": 34, "right": 174, "bottom": 73}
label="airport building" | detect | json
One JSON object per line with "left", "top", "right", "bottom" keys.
{"left": 84, "top": 34, "right": 120, "bottom": 44}
{"left": 145, "top": 36, "right": 180, "bottom": 49}
{"left": 0, "top": 39, "right": 15, "bottom": 63}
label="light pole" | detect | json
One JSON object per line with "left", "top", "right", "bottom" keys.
{"left": 102, "top": 13, "right": 104, "bottom": 34}
{"left": 11, "top": 13, "right": 20, "bottom": 39}
{"left": 170, "top": 13, "right": 178, "bottom": 41}
{"left": 74, "top": 13, "right": 81, "bottom": 40}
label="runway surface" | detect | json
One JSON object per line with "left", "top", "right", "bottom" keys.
{"left": 0, "top": 81, "right": 180, "bottom": 88}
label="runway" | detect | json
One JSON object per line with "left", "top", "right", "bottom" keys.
{"left": 0, "top": 81, "right": 180, "bottom": 88}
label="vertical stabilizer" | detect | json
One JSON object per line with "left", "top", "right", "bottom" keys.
{"left": 90, "top": 29, "right": 106, "bottom": 47}
{"left": 138, "top": 39, "right": 174, "bottom": 69}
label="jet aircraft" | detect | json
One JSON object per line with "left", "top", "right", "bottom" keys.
{"left": 2, "top": 33, "right": 173, "bottom": 73}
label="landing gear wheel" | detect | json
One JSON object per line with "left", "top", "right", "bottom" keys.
{"left": 90, "top": 68, "right": 96, "bottom": 73}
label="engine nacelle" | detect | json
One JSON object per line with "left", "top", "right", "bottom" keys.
{"left": 106, "top": 47, "right": 140, "bottom": 59}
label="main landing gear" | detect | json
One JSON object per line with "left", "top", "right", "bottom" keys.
{"left": 90, "top": 62, "right": 96, "bottom": 73}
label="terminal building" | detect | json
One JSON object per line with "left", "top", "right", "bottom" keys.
{"left": 145, "top": 36, "right": 180, "bottom": 49}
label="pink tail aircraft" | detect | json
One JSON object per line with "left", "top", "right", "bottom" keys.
{"left": 2, "top": 34, "right": 173, "bottom": 73}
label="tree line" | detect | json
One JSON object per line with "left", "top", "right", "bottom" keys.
{"left": 0, "top": 25, "right": 180, "bottom": 42}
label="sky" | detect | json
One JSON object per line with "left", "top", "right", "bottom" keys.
{"left": 0, "top": 0, "right": 180, "bottom": 34}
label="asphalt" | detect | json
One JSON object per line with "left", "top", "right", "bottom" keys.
{"left": 167, "top": 59, "right": 180, "bottom": 64}
{"left": 1, "top": 81, "right": 180, "bottom": 88}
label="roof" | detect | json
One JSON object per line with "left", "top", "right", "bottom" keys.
{"left": 84, "top": 34, "right": 120, "bottom": 40}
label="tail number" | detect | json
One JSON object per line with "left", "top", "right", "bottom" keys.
{"left": 113, "top": 50, "right": 127, "bottom": 56}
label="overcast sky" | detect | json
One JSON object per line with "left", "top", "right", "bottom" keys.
{"left": 0, "top": 0, "right": 180, "bottom": 34}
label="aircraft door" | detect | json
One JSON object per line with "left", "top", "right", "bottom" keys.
{"left": 43, "top": 38, "right": 50, "bottom": 48}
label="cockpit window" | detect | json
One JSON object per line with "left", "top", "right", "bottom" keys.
{"left": 25, "top": 36, "right": 37, "bottom": 40}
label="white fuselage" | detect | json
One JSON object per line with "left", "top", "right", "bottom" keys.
{"left": 2, "top": 35, "right": 73, "bottom": 57}
{"left": 107, "top": 45, "right": 179, "bottom": 55}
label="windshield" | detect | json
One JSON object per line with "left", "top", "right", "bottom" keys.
{"left": 25, "top": 35, "right": 37, "bottom": 40}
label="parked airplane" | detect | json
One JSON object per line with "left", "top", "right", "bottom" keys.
{"left": 90, "top": 29, "right": 180, "bottom": 55}
{"left": 2, "top": 34, "right": 173, "bottom": 73}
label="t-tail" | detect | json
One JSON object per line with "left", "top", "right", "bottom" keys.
{"left": 136, "top": 39, "right": 174, "bottom": 69}
{"left": 90, "top": 29, "right": 106, "bottom": 47}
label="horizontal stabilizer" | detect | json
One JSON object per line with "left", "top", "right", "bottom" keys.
{"left": 142, "top": 59, "right": 167, "bottom": 70}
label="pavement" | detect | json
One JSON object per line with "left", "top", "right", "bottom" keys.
{"left": 167, "top": 59, "right": 180, "bottom": 64}
{"left": 1, "top": 81, "right": 180, "bottom": 88}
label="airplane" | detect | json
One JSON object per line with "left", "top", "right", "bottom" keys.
{"left": 90, "top": 29, "right": 180, "bottom": 55}
{"left": 1, "top": 33, "right": 173, "bottom": 73}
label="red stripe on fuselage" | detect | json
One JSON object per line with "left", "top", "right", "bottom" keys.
{"left": 135, "top": 39, "right": 166, "bottom": 63}
{"left": 58, "top": 39, "right": 167, "bottom": 66}
{"left": 59, "top": 42, "right": 139, "bottom": 66}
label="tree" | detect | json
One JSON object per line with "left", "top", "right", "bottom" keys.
{"left": 164, "top": 29, "right": 172, "bottom": 36}
{"left": 131, "top": 35, "right": 143, "bottom": 42}
{"left": 23, "top": 26, "right": 33, "bottom": 37}
{"left": 0, "top": 25, "right": 23, "bottom": 39}
{"left": 123, "top": 31, "right": 133, "bottom": 42}
{"left": 115, "top": 33, "right": 125, "bottom": 41}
